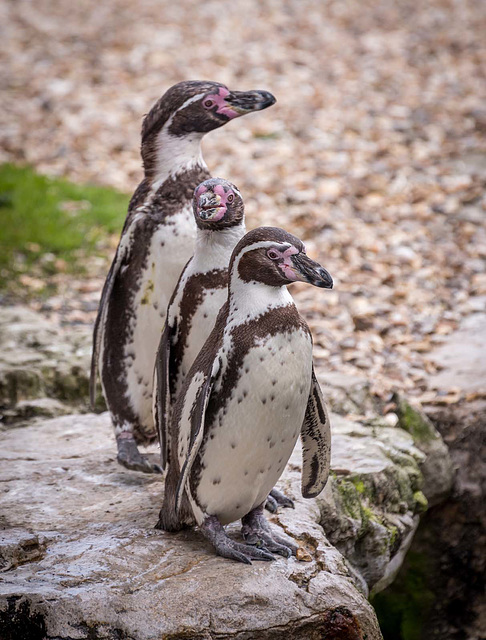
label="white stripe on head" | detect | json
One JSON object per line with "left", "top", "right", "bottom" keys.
{"left": 228, "top": 240, "right": 295, "bottom": 322}
{"left": 230, "top": 240, "right": 292, "bottom": 283}
{"left": 231, "top": 185, "right": 243, "bottom": 199}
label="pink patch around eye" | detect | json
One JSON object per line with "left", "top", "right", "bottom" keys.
{"left": 196, "top": 185, "right": 208, "bottom": 196}
{"left": 205, "top": 87, "right": 239, "bottom": 120}
{"left": 282, "top": 246, "right": 299, "bottom": 257}
{"left": 277, "top": 246, "right": 299, "bottom": 280}
{"left": 279, "top": 263, "right": 298, "bottom": 281}
{"left": 213, "top": 184, "right": 226, "bottom": 198}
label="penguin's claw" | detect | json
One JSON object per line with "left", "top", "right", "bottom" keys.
{"left": 116, "top": 437, "right": 162, "bottom": 474}
{"left": 200, "top": 515, "right": 275, "bottom": 564}
{"left": 264, "top": 494, "right": 278, "bottom": 513}
{"left": 267, "top": 488, "right": 294, "bottom": 510}
{"left": 242, "top": 526, "right": 297, "bottom": 558}
{"left": 242, "top": 505, "right": 298, "bottom": 559}
{"left": 254, "top": 530, "right": 297, "bottom": 558}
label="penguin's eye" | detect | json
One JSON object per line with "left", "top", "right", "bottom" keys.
{"left": 267, "top": 249, "right": 280, "bottom": 260}
{"left": 204, "top": 99, "right": 215, "bottom": 109}
{"left": 227, "top": 193, "right": 234, "bottom": 203}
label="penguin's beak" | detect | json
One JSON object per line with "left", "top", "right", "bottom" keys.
{"left": 198, "top": 192, "right": 225, "bottom": 221}
{"left": 225, "top": 90, "right": 276, "bottom": 113}
{"left": 290, "top": 254, "right": 334, "bottom": 289}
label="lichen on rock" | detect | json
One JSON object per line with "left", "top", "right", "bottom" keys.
{"left": 393, "top": 393, "right": 454, "bottom": 506}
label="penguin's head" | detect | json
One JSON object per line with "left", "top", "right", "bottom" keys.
{"left": 141, "top": 81, "right": 275, "bottom": 177}
{"left": 193, "top": 178, "right": 244, "bottom": 230}
{"left": 231, "top": 227, "right": 334, "bottom": 289}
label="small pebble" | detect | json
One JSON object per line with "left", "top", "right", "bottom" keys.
{"left": 296, "top": 547, "right": 313, "bottom": 562}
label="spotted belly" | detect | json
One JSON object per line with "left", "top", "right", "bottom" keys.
{"left": 188, "top": 328, "right": 313, "bottom": 525}
{"left": 117, "top": 210, "right": 195, "bottom": 438}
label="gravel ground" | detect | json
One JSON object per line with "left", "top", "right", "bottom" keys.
{"left": 1, "top": 0, "right": 485, "bottom": 403}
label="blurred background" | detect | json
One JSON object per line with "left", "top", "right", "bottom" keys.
{"left": 1, "top": 0, "right": 485, "bottom": 399}
{"left": 0, "top": 1, "right": 485, "bottom": 638}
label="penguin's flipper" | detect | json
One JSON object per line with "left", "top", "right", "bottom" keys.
{"left": 300, "top": 367, "right": 331, "bottom": 499}
{"left": 90, "top": 218, "right": 139, "bottom": 407}
{"left": 175, "top": 356, "right": 221, "bottom": 514}
{"left": 154, "top": 317, "right": 176, "bottom": 469}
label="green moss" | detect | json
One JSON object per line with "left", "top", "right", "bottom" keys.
{"left": 395, "top": 466, "right": 415, "bottom": 506}
{"left": 350, "top": 478, "right": 366, "bottom": 495}
{"left": 359, "top": 505, "right": 374, "bottom": 536}
{"left": 393, "top": 394, "right": 437, "bottom": 444}
{"left": 348, "top": 474, "right": 381, "bottom": 502}
{"left": 388, "top": 524, "right": 399, "bottom": 548}
{"left": 413, "top": 491, "right": 428, "bottom": 514}
{"left": 334, "top": 478, "right": 382, "bottom": 538}
{"left": 0, "top": 163, "right": 128, "bottom": 290}
{"left": 372, "top": 550, "right": 435, "bottom": 640}
{"left": 334, "top": 479, "right": 362, "bottom": 520}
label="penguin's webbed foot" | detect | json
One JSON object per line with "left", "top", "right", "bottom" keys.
{"left": 265, "top": 487, "right": 294, "bottom": 513}
{"left": 116, "top": 436, "right": 162, "bottom": 474}
{"left": 200, "top": 515, "right": 275, "bottom": 565}
{"left": 242, "top": 505, "right": 298, "bottom": 558}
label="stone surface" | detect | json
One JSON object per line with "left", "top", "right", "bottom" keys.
{"left": 0, "top": 528, "right": 46, "bottom": 572}
{"left": 316, "top": 413, "right": 447, "bottom": 596}
{"left": 0, "top": 306, "right": 103, "bottom": 420}
{"left": 393, "top": 394, "right": 454, "bottom": 507}
{"left": 0, "top": 305, "right": 455, "bottom": 638}
{"left": 2, "top": 397, "right": 72, "bottom": 424}
{"left": 373, "top": 313, "right": 486, "bottom": 640}
{"left": 0, "top": 407, "right": 453, "bottom": 639}
{"left": 1, "top": 413, "right": 384, "bottom": 639}
{"left": 415, "top": 399, "right": 486, "bottom": 640}
{"left": 320, "top": 373, "right": 380, "bottom": 417}
{"left": 0, "top": 305, "right": 383, "bottom": 426}
{"left": 427, "top": 312, "right": 486, "bottom": 393}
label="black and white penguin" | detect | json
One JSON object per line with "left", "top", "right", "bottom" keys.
{"left": 154, "top": 177, "right": 246, "bottom": 470}
{"left": 156, "top": 227, "right": 333, "bottom": 564}
{"left": 90, "top": 81, "right": 276, "bottom": 473}
{"left": 154, "top": 179, "right": 293, "bottom": 512}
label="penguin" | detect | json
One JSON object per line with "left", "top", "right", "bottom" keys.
{"left": 154, "top": 179, "right": 293, "bottom": 512}
{"left": 90, "top": 81, "right": 276, "bottom": 473}
{"left": 156, "top": 227, "right": 333, "bottom": 564}
{"left": 154, "top": 177, "right": 246, "bottom": 468}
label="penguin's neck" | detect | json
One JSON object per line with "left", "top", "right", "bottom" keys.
{"left": 193, "top": 224, "right": 246, "bottom": 273}
{"left": 228, "top": 277, "right": 293, "bottom": 325}
{"left": 148, "top": 127, "right": 207, "bottom": 191}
